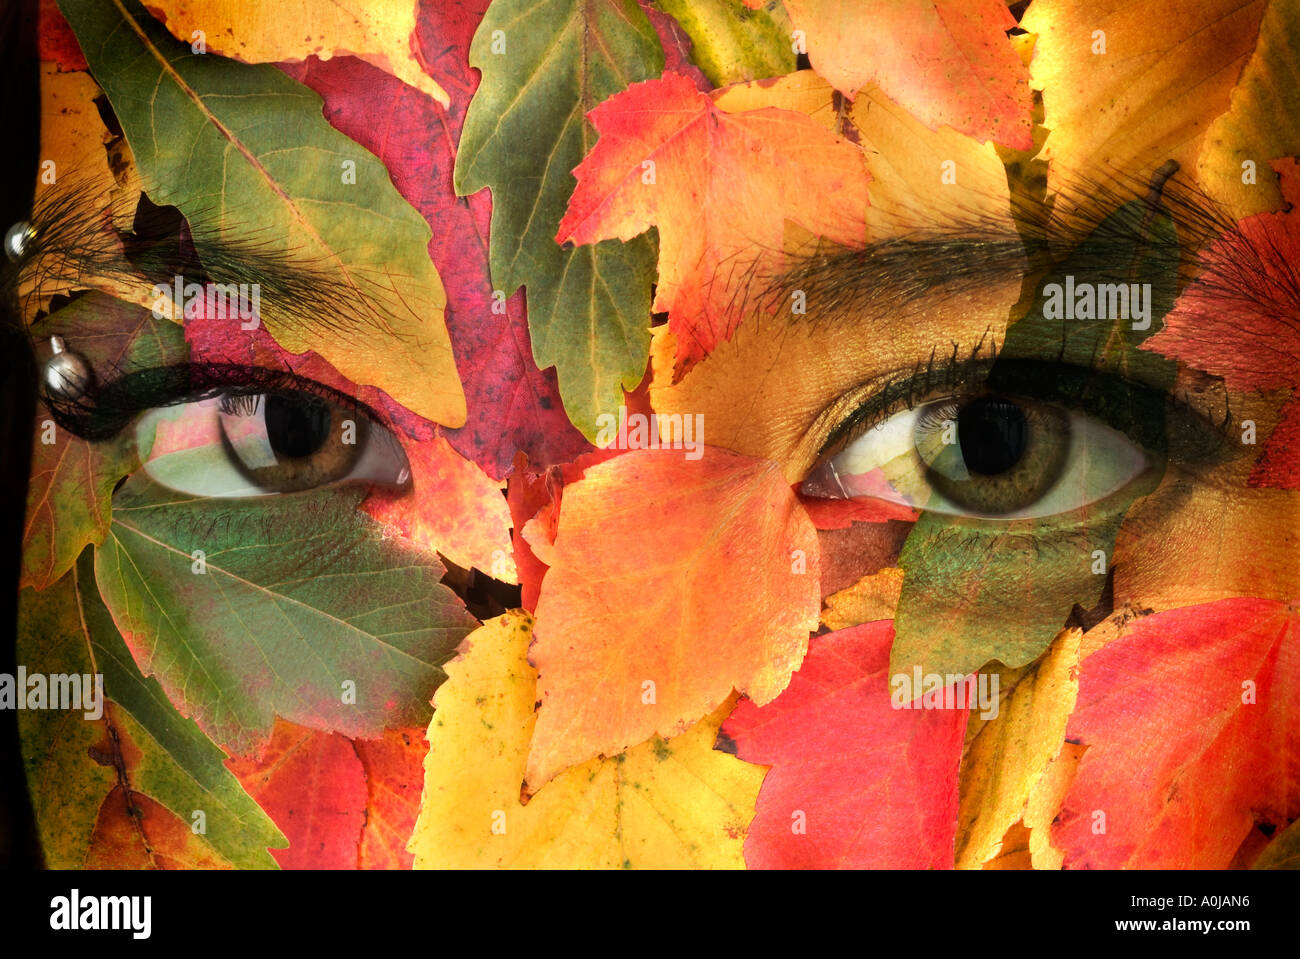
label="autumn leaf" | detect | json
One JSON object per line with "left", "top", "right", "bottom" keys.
{"left": 409, "top": 612, "right": 764, "bottom": 868}
{"left": 94, "top": 474, "right": 478, "bottom": 755}
{"left": 714, "top": 69, "right": 1016, "bottom": 239}
{"left": 18, "top": 550, "right": 285, "bottom": 869}
{"left": 1054, "top": 598, "right": 1300, "bottom": 868}
{"left": 1196, "top": 0, "right": 1300, "bottom": 219}
{"left": 1254, "top": 817, "right": 1300, "bottom": 869}
{"left": 454, "top": 0, "right": 662, "bottom": 440}
{"left": 954, "top": 628, "right": 1080, "bottom": 869}
{"left": 278, "top": 48, "right": 592, "bottom": 479}
{"left": 741, "top": 0, "right": 1031, "bottom": 149}
{"left": 639, "top": 0, "right": 712, "bottom": 92}
{"left": 225, "top": 720, "right": 426, "bottom": 869}
{"left": 1022, "top": 0, "right": 1266, "bottom": 202}
{"left": 655, "top": 0, "right": 794, "bottom": 87}
{"left": 57, "top": 0, "right": 466, "bottom": 428}
{"left": 22, "top": 294, "right": 187, "bottom": 591}
{"left": 722, "top": 620, "right": 968, "bottom": 868}
{"left": 146, "top": 0, "right": 450, "bottom": 107}
{"left": 558, "top": 71, "right": 870, "bottom": 375}
{"left": 524, "top": 447, "right": 819, "bottom": 789}
{"left": 39, "top": 0, "right": 88, "bottom": 70}
{"left": 1143, "top": 159, "right": 1300, "bottom": 488}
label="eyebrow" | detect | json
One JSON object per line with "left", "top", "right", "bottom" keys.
{"left": 17, "top": 177, "right": 387, "bottom": 343}
{"left": 767, "top": 167, "right": 1250, "bottom": 333}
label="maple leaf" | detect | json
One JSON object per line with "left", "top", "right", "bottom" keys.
{"left": 408, "top": 612, "right": 764, "bottom": 867}
{"left": 22, "top": 294, "right": 187, "bottom": 590}
{"left": 18, "top": 550, "right": 285, "bottom": 869}
{"left": 225, "top": 720, "right": 427, "bottom": 868}
{"left": 94, "top": 474, "right": 478, "bottom": 755}
{"left": 1022, "top": 0, "right": 1266, "bottom": 204}
{"left": 58, "top": 0, "right": 466, "bottom": 428}
{"left": 1144, "top": 159, "right": 1300, "bottom": 488}
{"left": 523, "top": 446, "right": 819, "bottom": 789}
{"left": 655, "top": 0, "right": 794, "bottom": 87}
{"left": 454, "top": 0, "right": 663, "bottom": 440}
{"left": 558, "top": 71, "right": 869, "bottom": 375}
{"left": 1054, "top": 598, "right": 1300, "bottom": 868}
{"left": 738, "top": 0, "right": 1032, "bottom": 149}
{"left": 146, "top": 0, "right": 451, "bottom": 107}
{"left": 639, "top": 0, "right": 712, "bottom": 92}
{"left": 722, "top": 620, "right": 968, "bottom": 868}
{"left": 278, "top": 47, "right": 591, "bottom": 479}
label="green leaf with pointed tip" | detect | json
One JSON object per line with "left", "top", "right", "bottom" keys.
{"left": 455, "top": 0, "right": 662, "bottom": 440}
{"left": 23, "top": 293, "right": 188, "bottom": 591}
{"left": 94, "top": 475, "right": 478, "bottom": 755}
{"left": 56, "top": 0, "right": 466, "bottom": 428}
{"left": 655, "top": 0, "right": 795, "bottom": 87}
{"left": 891, "top": 200, "right": 1181, "bottom": 678}
{"left": 19, "top": 551, "right": 287, "bottom": 868}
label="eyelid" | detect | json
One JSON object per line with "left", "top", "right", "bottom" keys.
{"left": 810, "top": 356, "right": 1233, "bottom": 475}
{"left": 46, "top": 361, "right": 397, "bottom": 443}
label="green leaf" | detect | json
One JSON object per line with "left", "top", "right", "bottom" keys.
{"left": 94, "top": 475, "right": 478, "bottom": 755}
{"left": 1253, "top": 818, "right": 1300, "bottom": 869}
{"left": 56, "top": 0, "right": 466, "bottom": 428}
{"left": 891, "top": 200, "right": 1181, "bottom": 677}
{"left": 18, "top": 551, "right": 287, "bottom": 868}
{"left": 22, "top": 293, "right": 188, "bottom": 591}
{"left": 455, "top": 0, "right": 662, "bottom": 440}
{"left": 655, "top": 0, "right": 796, "bottom": 87}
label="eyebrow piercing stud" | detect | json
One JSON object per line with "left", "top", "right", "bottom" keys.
{"left": 4, "top": 221, "right": 36, "bottom": 261}
{"left": 43, "top": 336, "right": 94, "bottom": 402}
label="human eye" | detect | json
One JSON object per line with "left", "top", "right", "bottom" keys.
{"left": 135, "top": 384, "right": 410, "bottom": 498}
{"left": 801, "top": 356, "right": 1229, "bottom": 521}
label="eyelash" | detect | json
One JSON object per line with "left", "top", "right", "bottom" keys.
{"left": 39, "top": 358, "right": 385, "bottom": 444}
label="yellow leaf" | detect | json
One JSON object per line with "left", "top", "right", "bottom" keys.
{"left": 955, "top": 627, "right": 1080, "bottom": 869}
{"left": 1197, "top": 0, "right": 1300, "bottom": 220}
{"left": 23, "top": 66, "right": 151, "bottom": 320}
{"left": 821, "top": 567, "right": 904, "bottom": 631}
{"left": 408, "top": 611, "right": 765, "bottom": 868}
{"left": 1023, "top": 0, "right": 1266, "bottom": 202}
{"left": 148, "top": 0, "right": 449, "bottom": 107}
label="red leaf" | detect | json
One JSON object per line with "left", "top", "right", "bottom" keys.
{"left": 226, "top": 721, "right": 369, "bottom": 870}
{"left": 39, "top": 0, "right": 88, "bottom": 71}
{"left": 1144, "top": 158, "right": 1300, "bottom": 488}
{"left": 557, "top": 72, "right": 869, "bottom": 375}
{"left": 723, "top": 620, "right": 968, "bottom": 868}
{"left": 1054, "top": 599, "right": 1300, "bottom": 868}
{"left": 279, "top": 45, "right": 591, "bottom": 479}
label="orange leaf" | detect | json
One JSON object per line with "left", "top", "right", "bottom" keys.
{"left": 1055, "top": 598, "right": 1300, "bottom": 868}
{"left": 557, "top": 71, "right": 869, "bottom": 374}
{"left": 743, "top": 0, "right": 1032, "bottom": 149}
{"left": 525, "top": 447, "right": 819, "bottom": 789}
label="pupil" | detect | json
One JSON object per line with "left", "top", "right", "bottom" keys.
{"left": 957, "top": 397, "right": 1027, "bottom": 475}
{"left": 264, "top": 394, "right": 331, "bottom": 458}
